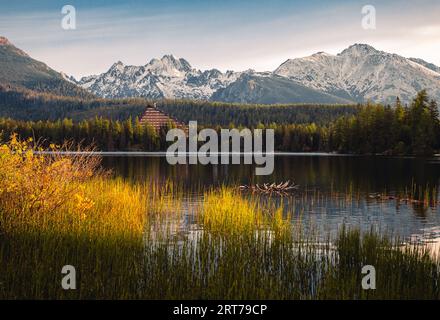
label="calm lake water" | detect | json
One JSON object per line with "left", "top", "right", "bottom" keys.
{"left": 102, "top": 154, "right": 440, "bottom": 243}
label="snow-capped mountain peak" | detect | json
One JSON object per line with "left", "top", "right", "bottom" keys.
{"left": 77, "top": 55, "right": 241, "bottom": 99}
{"left": 274, "top": 43, "right": 440, "bottom": 104}
{"left": 338, "top": 43, "right": 378, "bottom": 56}
{"left": 109, "top": 61, "right": 125, "bottom": 73}
{"left": 145, "top": 55, "right": 193, "bottom": 77}
{"left": 312, "top": 51, "right": 333, "bottom": 57}
{"left": 76, "top": 44, "right": 440, "bottom": 104}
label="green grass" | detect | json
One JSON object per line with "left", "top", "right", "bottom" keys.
{"left": 2, "top": 220, "right": 439, "bottom": 299}
{"left": 2, "top": 186, "right": 439, "bottom": 299}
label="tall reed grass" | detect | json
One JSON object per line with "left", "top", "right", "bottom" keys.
{"left": 0, "top": 137, "right": 439, "bottom": 299}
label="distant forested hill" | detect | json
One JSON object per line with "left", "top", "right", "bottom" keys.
{"left": 0, "top": 36, "right": 92, "bottom": 98}
{"left": 0, "top": 85, "right": 145, "bottom": 121}
{"left": 0, "top": 85, "right": 359, "bottom": 125}
{"left": 157, "top": 100, "right": 359, "bottom": 126}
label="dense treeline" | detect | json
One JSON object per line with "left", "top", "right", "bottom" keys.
{"left": 0, "top": 84, "right": 357, "bottom": 125}
{"left": 330, "top": 90, "right": 440, "bottom": 155}
{"left": 19, "top": 79, "right": 94, "bottom": 99}
{"left": 0, "top": 117, "right": 327, "bottom": 152}
{"left": 0, "top": 117, "right": 164, "bottom": 151}
{"left": 0, "top": 91, "right": 438, "bottom": 155}
{"left": 157, "top": 100, "right": 358, "bottom": 126}
{"left": 0, "top": 84, "right": 146, "bottom": 121}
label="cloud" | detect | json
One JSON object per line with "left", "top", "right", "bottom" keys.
{"left": 411, "top": 25, "right": 440, "bottom": 37}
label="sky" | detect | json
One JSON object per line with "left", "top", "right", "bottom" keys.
{"left": 1, "top": 0, "right": 439, "bottom": 78}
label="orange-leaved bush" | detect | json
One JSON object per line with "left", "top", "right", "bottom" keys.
{"left": 0, "top": 135, "right": 100, "bottom": 229}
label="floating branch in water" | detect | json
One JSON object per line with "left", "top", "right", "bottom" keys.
{"left": 368, "top": 193, "right": 437, "bottom": 206}
{"left": 238, "top": 181, "right": 299, "bottom": 196}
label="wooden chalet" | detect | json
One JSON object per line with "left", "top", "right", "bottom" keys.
{"left": 139, "top": 105, "right": 187, "bottom": 134}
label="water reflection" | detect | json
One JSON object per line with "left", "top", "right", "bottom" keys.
{"left": 102, "top": 154, "right": 440, "bottom": 241}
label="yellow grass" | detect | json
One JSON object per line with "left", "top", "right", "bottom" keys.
{"left": 0, "top": 137, "right": 152, "bottom": 298}
{"left": 0, "top": 136, "right": 147, "bottom": 239}
{"left": 1, "top": 137, "right": 439, "bottom": 299}
{"left": 201, "top": 188, "right": 291, "bottom": 239}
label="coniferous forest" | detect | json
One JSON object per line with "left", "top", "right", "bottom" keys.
{"left": 0, "top": 90, "right": 438, "bottom": 155}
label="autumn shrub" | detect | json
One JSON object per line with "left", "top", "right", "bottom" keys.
{"left": 0, "top": 135, "right": 96, "bottom": 224}
{"left": 0, "top": 136, "right": 149, "bottom": 298}
{"left": 0, "top": 135, "right": 150, "bottom": 235}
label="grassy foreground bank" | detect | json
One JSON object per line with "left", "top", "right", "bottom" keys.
{"left": 0, "top": 138, "right": 439, "bottom": 299}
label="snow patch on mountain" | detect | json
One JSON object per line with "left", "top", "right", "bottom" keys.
{"left": 75, "top": 44, "right": 440, "bottom": 104}
{"left": 76, "top": 55, "right": 241, "bottom": 100}
{"left": 274, "top": 43, "right": 440, "bottom": 104}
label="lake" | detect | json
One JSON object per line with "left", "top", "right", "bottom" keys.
{"left": 102, "top": 154, "right": 440, "bottom": 244}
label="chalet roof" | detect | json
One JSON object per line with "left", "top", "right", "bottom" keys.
{"left": 139, "top": 106, "right": 187, "bottom": 132}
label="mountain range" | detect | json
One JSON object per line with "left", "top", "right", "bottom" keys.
{"left": 274, "top": 44, "right": 440, "bottom": 104}
{"left": 74, "top": 43, "right": 440, "bottom": 104}
{"left": 77, "top": 55, "right": 240, "bottom": 100}
{"left": 1, "top": 36, "right": 440, "bottom": 104}
{"left": 0, "top": 36, "right": 91, "bottom": 98}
